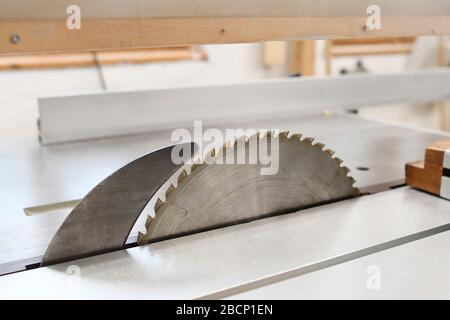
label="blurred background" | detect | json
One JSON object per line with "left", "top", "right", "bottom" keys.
{"left": 0, "top": 36, "right": 449, "bottom": 138}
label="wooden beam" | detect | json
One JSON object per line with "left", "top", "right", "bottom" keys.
{"left": 330, "top": 43, "right": 413, "bottom": 56}
{"left": 3, "top": 16, "right": 448, "bottom": 55}
{"left": 331, "top": 37, "right": 415, "bottom": 46}
{"left": 1, "top": 0, "right": 450, "bottom": 54}
{"left": 0, "top": 47, "right": 207, "bottom": 70}
{"left": 325, "top": 37, "right": 416, "bottom": 74}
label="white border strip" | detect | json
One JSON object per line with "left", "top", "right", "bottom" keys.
{"left": 440, "top": 149, "right": 450, "bottom": 200}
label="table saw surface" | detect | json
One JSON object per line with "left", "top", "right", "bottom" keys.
{"left": 1, "top": 187, "right": 450, "bottom": 299}
{"left": 1, "top": 111, "right": 450, "bottom": 298}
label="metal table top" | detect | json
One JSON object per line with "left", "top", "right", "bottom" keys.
{"left": 0, "top": 187, "right": 449, "bottom": 299}
{"left": 228, "top": 230, "right": 450, "bottom": 300}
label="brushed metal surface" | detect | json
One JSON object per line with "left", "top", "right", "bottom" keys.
{"left": 227, "top": 230, "right": 450, "bottom": 299}
{"left": 0, "top": 188, "right": 449, "bottom": 299}
{"left": 41, "top": 143, "right": 197, "bottom": 266}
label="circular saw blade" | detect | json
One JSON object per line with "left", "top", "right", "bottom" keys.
{"left": 139, "top": 131, "right": 358, "bottom": 244}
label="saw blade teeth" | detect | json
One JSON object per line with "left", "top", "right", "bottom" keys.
{"left": 258, "top": 130, "right": 269, "bottom": 140}
{"left": 165, "top": 184, "right": 176, "bottom": 198}
{"left": 302, "top": 137, "right": 314, "bottom": 145}
{"left": 341, "top": 166, "right": 351, "bottom": 175}
{"left": 314, "top": 142, "right": 325, "bottom": 150}
{"left": 270, "top": 129, "right": 279, "bottom": 138}
{"left": 348, "top": 176, "right": 356, "bottom": 185}
{"left": 248, "top": 131, "right": 258, "bottom": 141}
{"left": 154, "top": 198, "right": 164, "bottom": 212}
{"left": 235, "top": 135, "right": 247, "bottom": 144}
{"left": 324, "top": 149, "right": 336, "bottom": 157}
{"left": 219, "top": 145, "right": 228, "bottom": 156}
{"left": 178, "top": 169, "right": 188, "bottom": 183}
{"left": 137, "top": 231, "right": 146, "bottom": 244}
{"left": 279, "top": 131, "right": 289, "bottom": 139}
{"left": 144, "top": 215, "right": 153, "bottom": 229}
{"left": 190, "top": 159, "right": 202, "bottom": 172}
{"left": 334, "top": 157, "right": 344, "bottom": 165}
{"left": 290, "top": 133, "right": 302, "bottom": 140}
{"left": 234, "top": 137, "right": 247, "bottom": 153}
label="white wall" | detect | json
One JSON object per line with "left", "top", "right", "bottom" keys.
{"left": 101, "top": 44, "right": 284, "bottom": 91}
{"left": 0, "top": 43, "right": 280, "bottom": 140}
{"left": 1, "top": 38, "right": 449, "bottom": 142}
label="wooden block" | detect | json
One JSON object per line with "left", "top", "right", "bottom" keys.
{"left": 406, "top": 141, "right": 450, "bottom": 199}
{"left": 331, "top": 37, "right": 416, "bottom": 46}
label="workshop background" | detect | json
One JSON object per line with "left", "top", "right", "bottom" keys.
{"left": 2, "top": 0, "right": 450, "bottom": 300}
{"left": 1, "top": 36, "right": 449, "bottom": 142}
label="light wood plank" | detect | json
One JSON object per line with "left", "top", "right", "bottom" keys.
{"left": 1, "top": 16, "right": 450, "bottom": 54}
{"left": 290, "top": 41, "right": 316, "bottom": 76}
{"left": 0, "top": 47, "right": 206, "bottom": 70}
{"left": 330, "top": 43, "right": 413, "bottom": 56}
